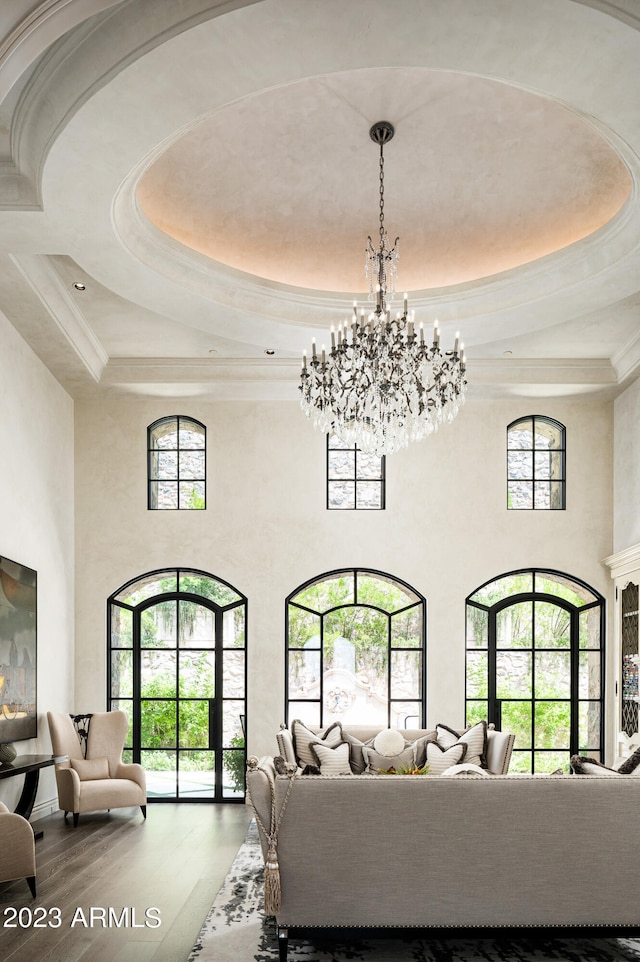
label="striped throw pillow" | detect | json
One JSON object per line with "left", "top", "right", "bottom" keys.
{"left": 309, "top": 740, "right": 352, "bottom": 775}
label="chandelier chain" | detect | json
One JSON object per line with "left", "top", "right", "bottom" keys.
{"left": 378, "top": 142, "right": 385, "bottom": 250}
{"left": 299, "top": 120, "right": 467, "bottom": 456}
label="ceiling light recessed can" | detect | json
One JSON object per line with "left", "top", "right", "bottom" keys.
{"left": 208, "top": 348, "right": 218, "bottom": 355}
{"left": 503, "top": 350, "right": 513, "bottom": 356}
{"left": 73, "top": 282, "right": 86, "bottom": 291}
{"left": 264, "top": 348, "right": 276, "bottom": 356}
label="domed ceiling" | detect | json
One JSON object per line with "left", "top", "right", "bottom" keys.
{"left": 137, "top": 69, "right": 631, "bottom": 293}
{"left": 0, "top": 0, "right": 638, "bottom": 400}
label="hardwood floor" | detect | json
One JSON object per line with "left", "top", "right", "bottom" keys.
{"left": 0, "top": 802, "right": 253, "bottom": 962}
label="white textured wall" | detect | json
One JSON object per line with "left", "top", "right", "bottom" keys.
{"left": 614, "top": 377, "right": 640, "bottom": 553}
{"left": 0, "top": 310, "right": 74, "bottom": 814}
{"left": 74, "top": 395, "right": 614, "bottom": 760}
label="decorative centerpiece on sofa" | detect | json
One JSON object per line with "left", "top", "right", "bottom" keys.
{"left": 247, "top": 720, "right": 640, "bottom": 962}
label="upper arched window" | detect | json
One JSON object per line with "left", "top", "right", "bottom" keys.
{"left": 286, "top": 568, "right": 426, "bottom": 729}
{"left": 466, "top": 568, "right": 604, "bottom": 773}
{"left": 148, "top": 416, "right": 206, "bottom": 510}
{"left": 507, "top": 416, "right": 565, "bottom": 510}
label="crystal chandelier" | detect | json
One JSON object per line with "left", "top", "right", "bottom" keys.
{"left": 299, "top": 121, "right": 467, "bottom": 456}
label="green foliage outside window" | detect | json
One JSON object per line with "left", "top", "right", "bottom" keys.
{"left": 466, "top": 570, "right": 603, "bottom": 773}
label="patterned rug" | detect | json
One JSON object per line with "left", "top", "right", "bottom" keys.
{"left": 188, "top": 821, "right": 640, "bottom": 962}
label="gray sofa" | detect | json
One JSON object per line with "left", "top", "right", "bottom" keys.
{"left": 246, "top": 724, "right": 640, "bottom": 960}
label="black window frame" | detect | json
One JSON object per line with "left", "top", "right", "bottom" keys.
{"left": 107, "top": 566, "right": 247, "bottom": 803}
{"left": 326, "top": 435, "right": 386, "bottom": 510}
{"left": 465, "top": 567, "right": 605, "bottom": 772}
{"left": 285, "top": 566, "right": 426, "bottom": 728}
{"left": 507, "top": 415, "right": 566, "bottom": 510}
{"left": 147, "top": 415, "right": 206, "bottom": 510}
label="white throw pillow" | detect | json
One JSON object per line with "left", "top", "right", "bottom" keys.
{"left": 440, "top": 763, "right": 490, "bottom": 778}
{"left": 373, "top": 729, "right": 406, "bottom": 756}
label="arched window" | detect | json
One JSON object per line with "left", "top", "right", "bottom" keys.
{"left": 286, "top": 568, "right": 426, "bottom": 728}
{"left": 148, "top": 416, "right": 206, "bottom": 509}
{"left": 466, "top": 568, "right": 604, "bottom": 773}
{"left": 108, "top": 568, "right": 246, "bottom": 801}
{"left": 507, "top": 415, "right": 565, "bottom": 509}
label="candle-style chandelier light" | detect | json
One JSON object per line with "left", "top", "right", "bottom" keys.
{"left": 299, "top": 121, "right": 467, "bottom": 456}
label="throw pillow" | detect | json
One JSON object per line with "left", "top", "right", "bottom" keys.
{"left": 362, "top": 744, "right": 418, "bottom": 774}
{"left": 436, "top": 720, "right": 488, "bottom": 768}
{"left": 291, "top": 719, "right": 343, "bottom": 767}
{"left": 617, "top": 747, "right": 640, "bottom": 775}
{"left": 309, "top": 740, "right": 352, "bottom": 775}
{"left": 70, "top": 756, "right": 109, "bottom": 781}
{"left": 341, "top": 730, "right": 375, "bottom": 774}
{"left": 409, "top": 732, "right": 437, "bottom": 769}
{"left": 570, "top": 755, "right": 619, "bottom": 776}
{"left": 426, "top": 741, "right": 467, "bottom": 776}
{"left": 373, "top": 729, "right": 406, "bottom": 756}
{"left": 440, "top": 763, "right": 490, "bottom": 777}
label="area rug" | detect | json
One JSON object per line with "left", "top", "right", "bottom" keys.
{"left": 188, "top": 821, "right": 640, "bottom": 962}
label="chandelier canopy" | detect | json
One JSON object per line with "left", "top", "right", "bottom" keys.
{"left": 299, "top": 121, "right": 467, "bottom": 456}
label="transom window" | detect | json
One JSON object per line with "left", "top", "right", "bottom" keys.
{"left": 466, "top": 568, "right": 604, "bottom": 773}
{"left": 507, "top": 416, "right": 565, "bottom": 509}
{"left": 286, "top": 568, "right": 425, "bottom": 728}
{"left": 148, "top": 416, "right": 206, "bottom": 510}
{"left": 327, "top": 435, "right": 385, "bottom": 510}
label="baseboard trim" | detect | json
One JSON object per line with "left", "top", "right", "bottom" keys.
{"left": 31, "top": 797, "right": 59, "bottom": 822}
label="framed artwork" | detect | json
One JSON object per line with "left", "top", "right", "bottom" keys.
{"left": 0, "top": 556, "right": 37, "bottom": 743}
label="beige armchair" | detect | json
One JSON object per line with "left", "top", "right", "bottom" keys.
{"left": 47, "top": 711, "right": 146, "bottom": 827}
{"left": 0, "top": 802, "right": 36, "bottom": 895}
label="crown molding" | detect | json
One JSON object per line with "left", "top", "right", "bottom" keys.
{"left": 11, "top": 253, "right": 108, "bottom": 381}
{"left": 603, "top": 543, "right": 640, "bottom": 580}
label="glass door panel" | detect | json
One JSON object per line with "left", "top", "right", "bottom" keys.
{"left": 178, "top": 751, "right": 215, "bottom": 799}
{"left": 535, "top": 702, "right": 570, "bottom": 749}
{"left": 534, "top": 601, "right": 570, "bottom": 647}
{"left": 141, "top": 749, "right": 176, "bottom": 798}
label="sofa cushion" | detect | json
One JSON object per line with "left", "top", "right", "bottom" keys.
{"left": 436, "top": 720, "right": 487, "bottom": 768}
{"left": 426, "top": 741, "right": 467, "bottom": 775}
{"left": 362, "top": 745, "right": 416, "bottom": 774}
{"left": 291, "top": 720, "right": 343, "bottom": 767}
{"left": 309, "top": 740, "right": 352, "bottom": 775}
{"left": 70, "top": 756, "right": 110, "bottom": 781}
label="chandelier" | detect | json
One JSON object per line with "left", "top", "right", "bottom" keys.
{"left": 299, "top": 121, "right": 467, "bottom": 456}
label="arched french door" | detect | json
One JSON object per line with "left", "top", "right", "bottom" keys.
{"left": 285, "top": 567, "right": 426, "bottom": 729}
{"left": 466, "top": 568, "right": 604, "bottom": 772}
{"left": 108, "top": 568, "right": 246, "bottom": 802}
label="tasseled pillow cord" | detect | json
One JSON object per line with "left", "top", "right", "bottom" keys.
{"left": 246, "top": 756, "right": 298, "bottom": 915}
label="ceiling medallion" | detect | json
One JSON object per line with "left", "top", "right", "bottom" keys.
{"left": 299, "top": 121, "right": 467, "bottom": 456}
